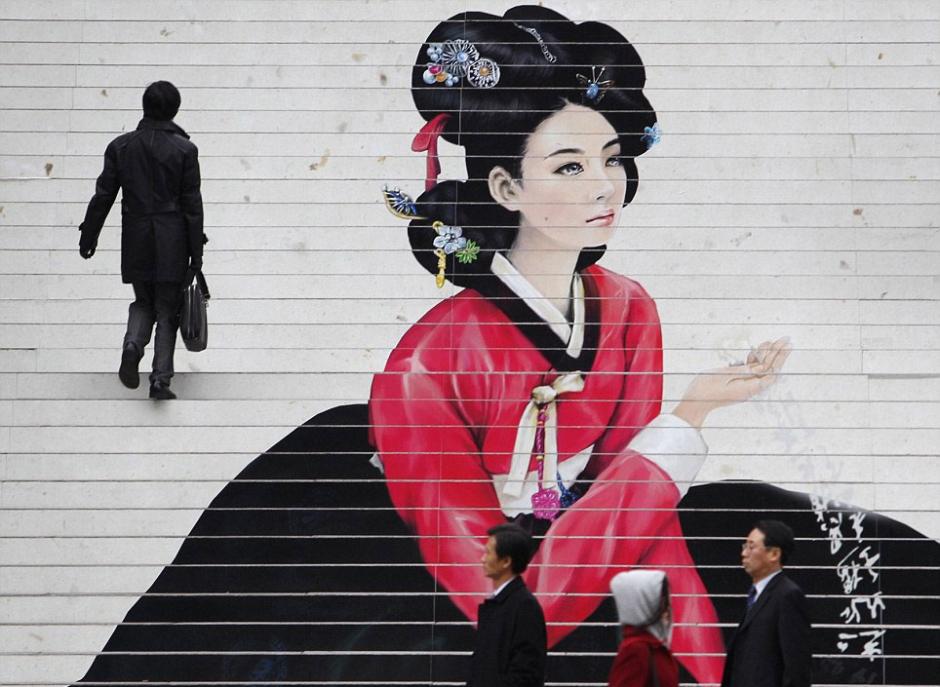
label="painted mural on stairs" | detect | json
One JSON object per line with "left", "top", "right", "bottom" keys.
{"left": 73, "top": 6, "right": 939, "bottom": 685}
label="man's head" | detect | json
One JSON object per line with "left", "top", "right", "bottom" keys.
{"left": 143, "top": 81, "right": 181, "bottom": 121}
{"left": 481, "top": 523, "right": 534, "bottom": 585}
{"left": 741, "top": 519, "right": 795, "bottom": 582}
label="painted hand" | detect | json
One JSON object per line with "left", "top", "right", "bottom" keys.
{"left": 673, "top": 337, "right": 792, "bottom": 428}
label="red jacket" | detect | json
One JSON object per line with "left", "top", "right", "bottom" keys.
{"left": 608, "top": 627, "right": 679, "bottom": 687}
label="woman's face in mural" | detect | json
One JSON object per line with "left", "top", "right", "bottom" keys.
{"left": 489, "top": 103, "right": 627, "bottom": 250}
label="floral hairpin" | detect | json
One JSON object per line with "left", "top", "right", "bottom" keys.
{"left": 382, "top": 187, "right": 479, "bottom": 288}
{"left": 432, "top": 220, "right": 479, "bottom": 287}
{"left": 432, "top": 221, "right": 466, "bottom": 256}
{"left": 576, "top": 66, "right": 615, "bottom": 103}
{"left": 433, "top": 221, "right": 479, "bottom": 263}
{"left": 423, "top": 39, "right": 501, "bottom": 89}
{"left": 641, "top": 123, "right": 662, "bottom": 149}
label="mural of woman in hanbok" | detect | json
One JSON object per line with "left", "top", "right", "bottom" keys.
{"left": 373, "top": 6, "right": 794, "bottom": 684}
{"left": 74, "top": 6, "right": 938, "bottom": 687}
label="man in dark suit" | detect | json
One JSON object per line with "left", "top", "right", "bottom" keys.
{"left": 78, "top": 81, "right": 204, "bottom": 400}
{"left": 722, "top": 519, "right": 812, "bottom": 687}
{"left": 468, "top": 523, "right": 546, "bottom": 687}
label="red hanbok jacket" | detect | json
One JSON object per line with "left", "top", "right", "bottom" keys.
{"left": 369, "top": 263, "right": 724, "bottom": 684}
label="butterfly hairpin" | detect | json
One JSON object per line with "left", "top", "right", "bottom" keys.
{"left": 576, "top": 66, "right": 616, "bottom": 104}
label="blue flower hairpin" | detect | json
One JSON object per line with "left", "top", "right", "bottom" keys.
{"left": 576, "top": 65, "right": 615, "bottom": 103}
{"left": 432, "top": 222, "right": 467, "bottom": 254}
{"left": 641, "top": 123, "right": 662, "bottom": 149}
{"left": 433, "top": 221, "right": 479, "bottom": 264}
{"left": 429, "top": 221, "right": 480, "bottom": 288}
{"left": 423, "top": 39, "right": 501, "bottom": 89}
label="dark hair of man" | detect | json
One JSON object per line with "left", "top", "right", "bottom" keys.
{"left": 753, "top": 519, "right": 796, "bottom": 566}
{"left": 487, "top": 523, "right": 535, "bottom": 574}
{"left": 142, "top": 81, "right": 181, "bottom": 121}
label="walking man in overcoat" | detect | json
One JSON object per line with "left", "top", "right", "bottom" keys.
{"left": 721, "top": 519, "right": 812, "bottom": 687}
{"left": 78, "top": 81, "right": 204, "bottom": 399}
{"left": 468, "top": 523, "right": 547, "bottom": 687}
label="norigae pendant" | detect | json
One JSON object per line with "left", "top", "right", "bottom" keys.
{"left": 532, "top": 487, "right": 560, "bottom": 521}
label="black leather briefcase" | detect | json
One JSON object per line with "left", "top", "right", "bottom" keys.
{"left": 180, "top": 269, "right": 210, "bottom": 352}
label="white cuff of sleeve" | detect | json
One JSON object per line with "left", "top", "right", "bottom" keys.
{"left": 627, "top": 414, "right": 708, "bottom": 496}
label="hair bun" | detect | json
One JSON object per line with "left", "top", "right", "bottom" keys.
{"left": 408, "top": 180, "right": 517, "bottom": 288}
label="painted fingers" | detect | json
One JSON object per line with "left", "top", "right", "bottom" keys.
{"left": 735, "top": 337, "right": 792, "bottom": 391}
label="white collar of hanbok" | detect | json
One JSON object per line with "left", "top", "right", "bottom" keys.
{"left": 490, "top": 252, "right": 585, "bottom": 358}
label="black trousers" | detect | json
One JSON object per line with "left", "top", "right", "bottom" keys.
{"left": 124, "top": 281, "right": 183, "bottom": 385}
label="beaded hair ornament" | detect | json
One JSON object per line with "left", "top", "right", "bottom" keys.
{"left": 422, "top": 39, "right": 501, "bottom": 88}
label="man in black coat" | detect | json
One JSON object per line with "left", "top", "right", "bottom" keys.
{"left": 468, "top": 523, "right": 546, "bottom": 687}
{"left": 78, "top": 81, "right": 204, "bottom": 400}
{"left": 722, "top": 519, "right": 812, "bottom": 687}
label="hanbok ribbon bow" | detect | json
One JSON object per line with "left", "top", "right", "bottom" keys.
{"left": 502, "top": 372, "right": 585, "bottom": 498}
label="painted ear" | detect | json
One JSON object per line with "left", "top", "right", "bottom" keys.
{"left": 487, "top": 166, "right": 522, "bottom": 213}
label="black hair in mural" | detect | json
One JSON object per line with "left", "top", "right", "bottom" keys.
{"left": 406, "top": 6, "right": 656, "bottom": 286}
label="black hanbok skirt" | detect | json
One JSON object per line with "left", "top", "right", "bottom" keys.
{"left": 76, "top": 405, "right": 939, "bottom": 686}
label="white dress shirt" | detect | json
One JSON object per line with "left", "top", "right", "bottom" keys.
{"left": 752, "top": 569, "right": 782, "bottom": 599}
{"left": 491, "top": 576, "right": 517, "bottom": 599}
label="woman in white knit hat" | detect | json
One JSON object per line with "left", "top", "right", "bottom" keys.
{"left": 608, "top": 570, "right": 679, "bottom": 687}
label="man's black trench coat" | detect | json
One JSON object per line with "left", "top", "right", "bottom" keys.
{"left": 79, "top": 117, "right": 203, "bottom": 283}
{"left": 468, "top": 576, "right": 547, "bottom": 687}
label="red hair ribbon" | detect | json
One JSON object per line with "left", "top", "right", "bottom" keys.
{"left": 412, "top": 113, "right": 451, "bottom": 191}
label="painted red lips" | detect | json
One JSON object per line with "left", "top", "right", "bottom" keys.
{"left": 586, "top": 210, "right": 615, "bottom": 225}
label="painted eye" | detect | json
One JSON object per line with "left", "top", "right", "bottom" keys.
{"left": 606, "top": 156, "right": 623, "bottom": 167}
{"left": 555, "top": 162, "right": 583, "bottom": 176}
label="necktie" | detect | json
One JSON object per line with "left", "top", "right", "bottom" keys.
{"left": 746, "top": 585, "right": 758, "bottom": 610}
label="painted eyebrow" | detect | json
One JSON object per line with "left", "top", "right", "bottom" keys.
{"left": 545, "top": 147, "right": 583, "bottom": 159}
{"left": 545, "top": 138, "right": 622, "bottom": 159}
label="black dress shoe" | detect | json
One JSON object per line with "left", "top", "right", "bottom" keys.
{"left": 119, "top": 343, "right": 141, "bottom": 389}
{"left": 149, "top": 382, "right": 177, "bottom": 400}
